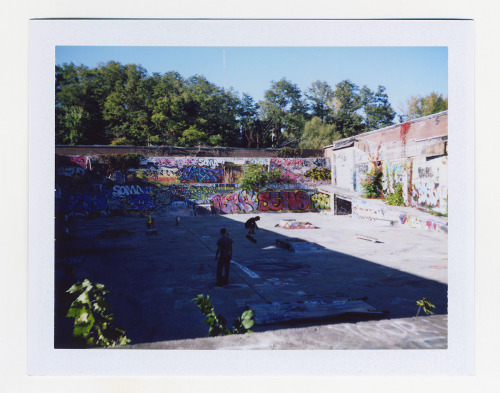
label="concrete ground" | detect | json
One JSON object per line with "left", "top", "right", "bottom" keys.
{"left": 55, "top": 210, "right": 448, "bottom": 349}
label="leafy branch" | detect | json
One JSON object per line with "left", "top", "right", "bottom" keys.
{"left": 192, "top": 294, "right": 255, "bottom": 337}
{"left": 384, "top": 182, "right": 405, "bottom": 206}
{"left": 361, "top": 142, "right": 384, "bottom": 199}
{"left": 66, "top": 279, "right": 131, "bottom": 347}
{"left": 416, "top": 297, "right": 436, "bottom": 317}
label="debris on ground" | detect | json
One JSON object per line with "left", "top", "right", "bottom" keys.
{"left": 356, "top": 234, "right": 379, "bottom": 243}
{"left": 277, "top": 219, "right": 318, "bottom": 229}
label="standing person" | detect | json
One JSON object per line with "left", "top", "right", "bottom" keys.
{"left": 245, "top": 216, "right": 260, "bottom": 235}
{"left": 215, "top": 228, "right": 233, "bottom": 287}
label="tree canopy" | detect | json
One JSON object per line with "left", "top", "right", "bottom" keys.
{"left": 400, "top": 92, "right": 448, "bottom": 121}
{"left": 55, "top": 61, "right": 425, "bottom": 148}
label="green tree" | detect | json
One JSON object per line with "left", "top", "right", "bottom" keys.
{"left": 260, "top": 78, "right": 309, "bottom": 148}
{"left": 332, "top": 80, "right": 364, "bottom": 138}
{"left": 56, "top": 106, "right": 90, "bottom": 145}
{"left": 306, "top": 80, "right": 335, "bottom": 123}
{"left": 177, "top": 125, "right": 208, "bottom": 146}
{"left": 299, "top": 117, "right": 341, "bottom": 148}
{"left": 239, "top": 163, "right": 282, "bottom": 191}
{"left": 238, "top": 93, "right": 267, "bottom": 148}
{"left": 402, "top": 92, "right": 448, "bottom": 120}
{"left": 103, "top": 64, "right": 153, "bottom": 145}
{"left": 183, "top": 75, "right": 242, "bottom": 147}
{"left": 150, "top": 71, "right": 190, "bottom": 145}
{"left": 360, "top": 85, "right": 396, "bottom": 130}
{"left": 56, "top": 63, "right": 108, "bottom": 144}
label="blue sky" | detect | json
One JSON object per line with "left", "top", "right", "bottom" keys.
{"left": 56, "top": 46, "right": 447, "bottom": 115}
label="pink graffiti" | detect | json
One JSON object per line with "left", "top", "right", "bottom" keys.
{"left": 211, "top": 192, "right": 257, "bottom": 214}
{"left": 68, "top": 156, "right": 87, "bottom": 168}
{"left": 151, "top": 157, "right": 176, "bottom": 166}
{"left": 426, "top": 221, "right": 438, "bottom": 231}
{"left": 271, "top": 158, "right": 305, "bottom": 167}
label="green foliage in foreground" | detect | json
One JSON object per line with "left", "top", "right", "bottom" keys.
{"left": 66, "top": 279, "right": 131, "bottom": 347}
{"left": 416, "top": 297, "right": 436, "bottom": 317}
{"left": 192, "top": 294, "right": 255, "bottom": 337}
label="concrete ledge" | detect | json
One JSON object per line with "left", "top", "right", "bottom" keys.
{"left": 129, "top": 315, "right": 447, "bottom": 350}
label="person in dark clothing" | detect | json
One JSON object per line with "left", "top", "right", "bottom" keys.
{"left": 244, "top": 216, "right": 260, "bottom": 235}
{"left": 215, "top": 228, "right": 233, "bottom": 286}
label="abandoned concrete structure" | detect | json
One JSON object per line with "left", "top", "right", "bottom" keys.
{"left": 54, "top": 111, "right": 447, "bottom": 232}
{"left": 322, "top": 111, "right": 448, "bottom": 224}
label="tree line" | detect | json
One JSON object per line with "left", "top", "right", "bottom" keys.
{"left": 56, "top": 61, "right": 447, "bottom": 148}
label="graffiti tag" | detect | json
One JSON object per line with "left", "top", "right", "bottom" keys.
{"left": 257, "top": 191, "right": 310, "bottom": 212}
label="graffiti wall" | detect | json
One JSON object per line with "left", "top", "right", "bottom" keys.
{"left": 353, "top": 163, "right": 370, "bottom": 192}
{"left": 352, "top": 199, "right": 401, "bottom": 223}
{"left": 410, "top": 156, "right": 448, "bottom": 214}
{"left": 333, "top": 149, "right": 354, "bottom": 190}
{"left": 352, "top": 198, "right": 447, "bottom": 233}
{"left": 55, "top": 155, "right": 331, "bottom": 216}
{"left": 269, "top": 158, "right": 331, "bottom": 187}
{"left": 336, "top": 143, "right": 447, "bottom": 213}
{"left": 382, "top": 160, "right": 409, "bottom": 195}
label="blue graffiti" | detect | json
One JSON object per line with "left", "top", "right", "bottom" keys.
{"left": 61, "top": 193, "right": 108, "bottom": 213}
{"left": 124, "top": 193, "right": 156, "bottom": 213}
{"left": 180, "top": 166, "right": 223, "bottom": 183}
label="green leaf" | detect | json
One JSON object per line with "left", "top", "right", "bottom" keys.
{"left": 82, "top": 279, "right": 93, "bottom": 290}
{"left": 66, "top": 305, "right": 85, "bottom": 318}
{"left": 118, "top": 336, "right": 131, "bottom": 346}
{"left": 73, "top": 322, "right": 93, "bottom": 337}
{"left": 75, "top": 311, "right": 91, "bottom": 324}
{"left": 242, "top": 319, "right": 255, "bottom": 330}
{"left": 76, "top": 290, "right": 90, "bottom": 305}
{"left": 67, "top": 283, "right": 83, "bottom": 294}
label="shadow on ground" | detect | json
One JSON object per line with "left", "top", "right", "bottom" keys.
{"left": 55, "top": 213, "right": 447, "bottom": 348}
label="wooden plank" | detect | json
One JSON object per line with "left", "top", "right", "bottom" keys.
{"left": 356, "top": 234, "right": 378, "bottom": 243}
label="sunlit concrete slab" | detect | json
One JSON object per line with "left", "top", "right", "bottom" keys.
{"left": 129, "top": 315, "right": 448, "bottom": 350}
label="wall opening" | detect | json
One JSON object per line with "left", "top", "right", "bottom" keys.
{"left": 335, "top": 195, "right": 352, "bottom": 215}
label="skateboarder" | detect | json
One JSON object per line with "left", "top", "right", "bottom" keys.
{"left": 245, "top": 216, "right": 260, "bottom": 235}
{"left": 215, "top": 228, "right": 233, "bottom": 287}
{"left": 146, "top": 213, "right": 158, "bottom": 235}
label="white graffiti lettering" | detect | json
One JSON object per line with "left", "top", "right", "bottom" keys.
{"left": 112, "top": 184, "right": 144, "bottom": 197}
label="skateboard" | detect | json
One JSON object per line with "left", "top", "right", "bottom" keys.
{"left": 245, "top": 234, "right": 257, "bottom": 243}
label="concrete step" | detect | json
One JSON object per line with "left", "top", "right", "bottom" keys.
{"left": 129, "top": 314, "right": 447, "bottom": 350}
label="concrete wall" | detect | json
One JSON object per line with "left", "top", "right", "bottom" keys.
{"left": 55, "top": 155, "right": 331, "bottom": 217}
{"left": 351, "top": 197, "right": 448, "bottom": 233}
{"left": 326, "top": 112, "right": 448, "bottom": 214}
{"left": 55, "top": 145, "right": 325, "bottom": 158}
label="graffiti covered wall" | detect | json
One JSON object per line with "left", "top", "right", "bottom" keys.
{"left": 351, "top": 198, "right": 447, "bottom": 233}
{"left": 55, "top": 155, "right": 331, "bottom": 216}
{"left": 410, "top": 156, "right": 448, "bottom": 214}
